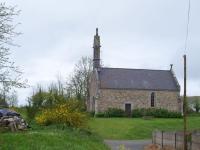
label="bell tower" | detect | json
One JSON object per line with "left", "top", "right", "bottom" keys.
{"left": 93, "top": 28, "right": 101, "bottom": 69}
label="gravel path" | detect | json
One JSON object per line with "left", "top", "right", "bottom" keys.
{"left": 104, "top": 139, "right": 151, "bottom": 150}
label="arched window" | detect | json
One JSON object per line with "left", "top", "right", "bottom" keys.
{"left": 151, "top": 92, "right": 155, "bottom": 107}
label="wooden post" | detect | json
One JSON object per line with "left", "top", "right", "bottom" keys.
{"left": 162, "top": 131, "right": 164, "bottom": 148}
{"left": 189, "top": 133, "right": 192, "bottom": 150}
{"left": 183, "top": 54, "right": 187, "bottom": 150}
{"left": 152, "top": 131, "right": 154, "bottom": 144}
{"left": 175, "top": 132, "right": 177, "bottom": 149}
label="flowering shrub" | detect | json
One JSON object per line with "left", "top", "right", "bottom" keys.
{"left": 35, "top": 100, "right": 88, "bottom": 128}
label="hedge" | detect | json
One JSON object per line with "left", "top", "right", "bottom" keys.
{"left": 95, "top": 108, "right": 125, "bottom": 117}
{"left": 95, "top": 107, "right": 182, "bottom": 118}
{"left": 132, "top": 108, "right": 182, "bottom": 118}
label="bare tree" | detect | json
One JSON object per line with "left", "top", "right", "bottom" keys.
{"left": 56, "top": 73, "right": 64, "bottom": 96}
{"left": 6, "top": 91, "right": 18, "bottom": 107}
{"left": 0, "top": 3, "right": 27, "bottom": 105}
{"left": 66, "top": 56, "right": 93, "bottom": 103}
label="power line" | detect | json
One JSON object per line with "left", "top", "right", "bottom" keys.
{"left": 184, "top": 0, "right": 191, "bottom": 53}
{"left": 183, "top": 1, "right": 191, "bottom": 150}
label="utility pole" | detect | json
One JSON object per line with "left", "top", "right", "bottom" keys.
{"left": 183, "top": 54, "right": 187, "bottom": 150}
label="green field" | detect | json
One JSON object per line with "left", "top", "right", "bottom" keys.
{"left": 1, "top": 117, "right": 200, "bottom": 149}
{"left": 0, "top": 124, "right": 109, "bottom": 150}
{"left": 89, "top": 117, "right": 200, "bottom": 140}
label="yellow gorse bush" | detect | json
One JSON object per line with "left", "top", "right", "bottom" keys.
{"left": 35, "top": 100, "right": 88, "bottom": 128}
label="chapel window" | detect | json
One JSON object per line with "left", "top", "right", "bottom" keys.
{"left": 151, "top": 92, "right": 155, "bottom": 107}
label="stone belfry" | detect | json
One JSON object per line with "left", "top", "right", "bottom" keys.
{"left": 93, "top": 28, "right": 101, "bottom": 69}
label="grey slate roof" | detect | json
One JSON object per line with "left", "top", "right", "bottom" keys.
{"left": 99, "top": 67, "right": 180, "bottom": 91}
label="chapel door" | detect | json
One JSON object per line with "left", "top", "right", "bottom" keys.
{"left": 125, "top": 104, "right": 132, "bottom": 117}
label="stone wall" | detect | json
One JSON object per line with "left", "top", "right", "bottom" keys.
{"left": 88, "top": 70, "right": 99, "bottom": 112}
{"left": 96, "top": 89, "right": 180, "bottom": 112}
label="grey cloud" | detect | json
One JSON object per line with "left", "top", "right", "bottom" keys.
{"left": 6, "top": 0, "right": 200, "bottom": 104}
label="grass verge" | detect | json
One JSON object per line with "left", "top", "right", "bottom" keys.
{"left": 89, "top": 117, "right": 200, "bottom": 140}
{"left": 0, "top": 123, "right": 109, "bottom": 150}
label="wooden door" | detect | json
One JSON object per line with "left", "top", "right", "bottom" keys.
{"left": 125, "top": 104, "right": 131, "bottom": 117}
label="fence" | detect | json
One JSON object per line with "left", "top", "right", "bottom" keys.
{"left": 152, "top": 130, "right": 200, "bottom": 150}
{"left": 192, "top": 132, "right": 200, "bottom": 150}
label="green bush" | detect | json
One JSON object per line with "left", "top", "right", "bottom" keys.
{"left": 95, "top": 108, "right": 182, "bottom": 118}
{"left": 104, "top": 108, "right": 125, "bottom": 117}
{"left": 88, "top": 111, "right": 95, "bottom": 117}
{"left": 95, "top": 108, "right": 125, "bottom": 118}
{"left": 132, "top": 108, "right": 182, "bottom": 118}
{"left": 131, "top": 108, "right": 144, "bottom": 117}
{"left": 188, "top": 112, "right": 200, "bottom": 117}
{"left": 95, "top": 112, "right": 105, "bottom": 118}
{"left": 26, "top": 106, "right": 39, "bottom": 121}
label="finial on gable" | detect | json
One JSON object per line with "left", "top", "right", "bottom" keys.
{"left": 93, "top": 28, "right": 100, "bottom": 48}
{"left": 96, "top": 28, "right": 98, "bottom": 36}
{"left": 170, "top": 64, "right": 173, "bottom": 70}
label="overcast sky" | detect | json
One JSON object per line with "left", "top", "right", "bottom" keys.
{"left": 5, "top": 0, "right": 200, "bottom": 105}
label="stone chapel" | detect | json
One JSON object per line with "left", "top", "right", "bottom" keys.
{"left": 88, "top": 28, "right": 181, "bottom": 115}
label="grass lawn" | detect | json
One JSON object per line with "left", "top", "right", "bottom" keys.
{"left": 0, "top": 124, "right": 109, "bottom": 150}
{"left": 89, "top": 117, "right": 200, "bottom": 140}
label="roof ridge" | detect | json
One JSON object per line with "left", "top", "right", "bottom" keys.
{"left": 101, "top": 67, "right": 170, "bottom": 72}
{"left": 99, "top": 67, "right": 180, "bottom": 91}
